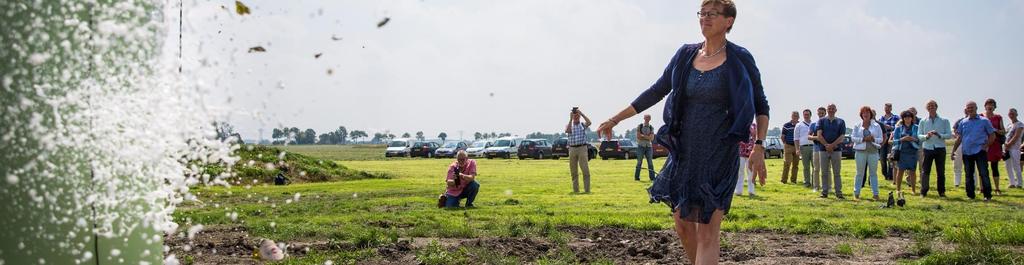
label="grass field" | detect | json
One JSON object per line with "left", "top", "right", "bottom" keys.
{"left": 176, "top": 145, "right": 1024, "bottom": 264}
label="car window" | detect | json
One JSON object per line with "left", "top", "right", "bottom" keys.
{"left": 494, "top": 140, "right": 511, "bottom": 147}
{"left": 388, "top": 141, "right": 407, "bottom": 147}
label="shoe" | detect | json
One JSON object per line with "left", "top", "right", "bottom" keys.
{"left": 812, "top": 189, "right": 818, "bottom": 193}
{"left": 984, "top": 197, "right": 992, "bottom": 202}
{"left": 749, "top": 193, "right": 756, "bottom": 198}
{"left": 836, "top": 194, "right": 846, "bottom": 200}
{"left": 873, "top": 195, "right": 880, "bottom": 200}
{"left": 819, "top": 194, "right": 828, "bottom": 198}
{"left": 854, "top": 194, "right": 860, "bottom": 200}
{"left": 939, "top": 194, "right": 946, "bottom": 198}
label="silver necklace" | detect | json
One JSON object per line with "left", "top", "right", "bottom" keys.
{"left": 700, "top": 42, "right": 726, "bottom": 58}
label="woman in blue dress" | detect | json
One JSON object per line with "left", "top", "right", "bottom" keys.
{"left": 596, "top": 0, "right": 769, "bottom": 264}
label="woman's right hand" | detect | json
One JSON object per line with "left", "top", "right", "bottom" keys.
{"left": 597, "top": 120, "right": 617, "bottom": 140}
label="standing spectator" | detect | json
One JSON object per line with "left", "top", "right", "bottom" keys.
{"left": 952, "top": 110, "right": 967, "bottom": 188}
{"left": 736, "top": 123, "right": 761, "bottom": 196}
{"left": 595, "top": 1, "right": 771, "bottom": 262}
{"left": 1005, "top": 108, "right": 1023, "bottom": 189}
{"left": 794, "top": 109, "right": 815, "bottom": 188}
{"left": 811, "top": 107, "right": 827, "bottom": 193}
{"left": 878, "top": 103, "right": 900, "bottom": 181}
{"left": 892, "top": 111, "right": 921, "bottom": 196}
{"left": 635, "top": 114, "right": 657, "bottom": 181}
{"left": 781, "top": 111, "right": 800, "bottom": 184}
{"left": 983, "top": 99, "right": 1006, "bottom": 194}
{"left": 565, "top": 107, "right": 592, "bottom": 193}
{"left": 918, "top": 100, "right": 953, "bottom": 197}
{"left": 816, "top": 104, "right": 846, "bottom": 199}
{"left": 853, "top": 106, "right": 883, "bottom": 200}
{"left": 952, "top": 101, "right": 995, "bottom": 201}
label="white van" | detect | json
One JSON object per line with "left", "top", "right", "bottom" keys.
{"left": 484, "top": 137, "right": 522, "bottom": 159}
{"left": 384, "top": 138, "right": 415, "bottom": 157}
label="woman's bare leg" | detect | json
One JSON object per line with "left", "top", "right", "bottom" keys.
{"left": 695, "top": 210, "right": 725, "bottom": 265}
{"left": 673, "top": 210, "right": 698, "bottom": 263}
{"left": 909, "top": 171, "right": 918, "bottom": 195}
{"left": 895, "top": 169, "right": 904, "bottom": 193}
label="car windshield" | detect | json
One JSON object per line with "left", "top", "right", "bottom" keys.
{"left": 388, "top": 141, "right": 407, "bottom": 147}
{"left": 494, "top": 140, "right": 511, "bottom": 147}
{"left": 443, "top": 142, "right": 459, "bottom": 148}
{"left": 620, "top": 140, "right": 635, "bottom": 146}
{"left": 471, "top": 142, "right": 487, "bottom": 148}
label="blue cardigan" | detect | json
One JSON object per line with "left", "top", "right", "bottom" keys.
{"left": 630, "top": 41, "right": 770, "bottom": 148}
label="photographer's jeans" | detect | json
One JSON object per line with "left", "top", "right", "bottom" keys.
{"left": 446, "top": 181, "right": 480, "bottom": 208}
{"left": 635, "top": 146, "right": 656, "bottom": 180}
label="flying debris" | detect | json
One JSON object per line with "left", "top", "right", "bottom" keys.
{"left": 235, "top": 1, "right": 251, "bottom": 15}
{"left": 377, "top": 17, "right": 391, "bottom": 28}
{"left": 327, "top": 69, "right": 334, "bottom": 75}
{"left": 314, "top": 53, "right": 322, "bottom": 59}
{"left": 331, "top": 35, "right": 343, "bottom": 41}
{"left": 248, "top": 46, "right": 266, "bottom": 53}
{"left": 489, "top": 92, "right": 495, "bottom": 97}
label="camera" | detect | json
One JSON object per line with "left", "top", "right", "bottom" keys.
{"left": 572, "top": 107, "right": 579, "bottom": 114}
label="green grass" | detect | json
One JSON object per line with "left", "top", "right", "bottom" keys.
{"left": 277, "top": 144, "right": 391, "bottom": 161}
{"left": 177, "top": 145, "right": 1024, "bottom": 263}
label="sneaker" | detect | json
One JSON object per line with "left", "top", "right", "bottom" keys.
{"left": 812, "top": 189, "right": 818, "bottom": 193}
{"left": 836, "top": 194, "right": 846, "bottom": 200}
{"left": 819, "top": 194, "right": 828, "bottom": 198}
{"left": 873, "top": 195, "right": 880, "bottom": 200}
{"left": 749, "top": 193, "right": 756, "bottom": 198}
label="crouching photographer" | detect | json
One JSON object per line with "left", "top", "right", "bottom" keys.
{"left": 439, "top": 151, "right": 479, "bottom": 208}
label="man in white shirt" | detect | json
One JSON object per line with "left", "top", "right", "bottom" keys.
{"left": 794, "top": 109, "right": 815, "bottom": 189}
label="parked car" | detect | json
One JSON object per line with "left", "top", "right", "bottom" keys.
{"left": 435, "top": 141, "right": 469, "bottom": 158}
{"left": 764, "top": 136, "right": 784, "bottom": 159}
{"left": 517, "top": 139, "right": 553, "bottom": 159}
{"left": 551, "top": 138, "right": 596, "bottom": 160}
{"left": 599, "top": 139, "right": 638, "bottom": 160}
{"left": 841, "top": 135, "right": 855, "bottom": 159}
{"left": 652, "top": 142, "right": 669, "bottom": 158}
{"left": 384, "top": 138, "right": 414, "bottom": 157}
{"left": 485, "top": 137, "right": 522, "bottom": 159}
{"left": 466, "top": 140, "right": 492, "bottom": 158}
{"left": 409, "top": 141, "right": 441, "bottom": 158}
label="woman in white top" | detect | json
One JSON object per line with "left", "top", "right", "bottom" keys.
{"left": 1005, "top": 108, "right": 1023, "bottom": 188}
{"left": 852, "top": 106, "right": 883, "bottom": 200}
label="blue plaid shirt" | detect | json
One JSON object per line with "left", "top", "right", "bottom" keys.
{"left": 568, "top": 122, "right": 588, "bottom": 146}
{"left": 878, "top": 113, "right": 900, "bottom": 135}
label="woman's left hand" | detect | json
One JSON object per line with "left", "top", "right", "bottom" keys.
{"left": 749, "top": 147, "right": 768, "bottom": 186}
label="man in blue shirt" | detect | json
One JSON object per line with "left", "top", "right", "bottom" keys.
{"left": 565, "top": 107, "right": 593, "bottom": 193}
{"left": 919, "top": 100, "right": 953, "bottom": 197}
{"left": 810, "top": 107, "right": 827, "bottom": 193}
{"left": 952, "top": 101, "right": 996, "bottom": 200}
{"left": 781, "top": 111, "right": 799, "bottom": 184}
{"left": 816, "top": 104, "right": 847, "bottom": 199}
{"left": 878, "top": 103, "right": 900, "bottom": 181}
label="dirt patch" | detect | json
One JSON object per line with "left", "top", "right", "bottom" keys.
{"left": 174, "top": 225, "right": 934, "bottom": 264}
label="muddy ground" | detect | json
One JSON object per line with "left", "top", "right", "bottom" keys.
{"left": 167, "top": 225, "right": 944, "bottom": 264}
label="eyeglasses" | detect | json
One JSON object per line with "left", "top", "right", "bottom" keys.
{"left": 697, "top": 11, "right": 722, "bottom": 18}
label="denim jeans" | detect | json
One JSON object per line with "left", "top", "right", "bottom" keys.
{"left": 635, "top": 145, "right": 656, "bottom": 180}
{"left": 445, "top": 181, "right": 480, "bottom": 208}
{"left": 964, "top": 151, "right": 992, "bottom": 200}
{"left": 880, "top": 143, "right": 893, "bottom": 180}
{"left": 854, "top": 150, "right": 880, "bottom": 197}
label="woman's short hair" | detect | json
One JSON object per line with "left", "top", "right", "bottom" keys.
{"left": 701, "top": 0, "right": 737, "bottom": 32}
{"left": 985, "top": 98, "right": 997, "bottom": 108}
{"left": 859, "top": 106, "right": 873, "bottom": 119}
{"left": 900, "top": 110, "right": 915, "bottom": 120}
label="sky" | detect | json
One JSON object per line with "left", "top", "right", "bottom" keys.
{"left": 178, "top": 0, "right": 1024, "bottom": 142}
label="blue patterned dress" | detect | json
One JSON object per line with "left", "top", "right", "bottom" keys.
{"left": 648, "top": 65, "right": 739, "bottom": 224}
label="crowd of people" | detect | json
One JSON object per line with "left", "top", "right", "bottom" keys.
{"left": 767, "top": 99, "right": 1023, "bottom": 202}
